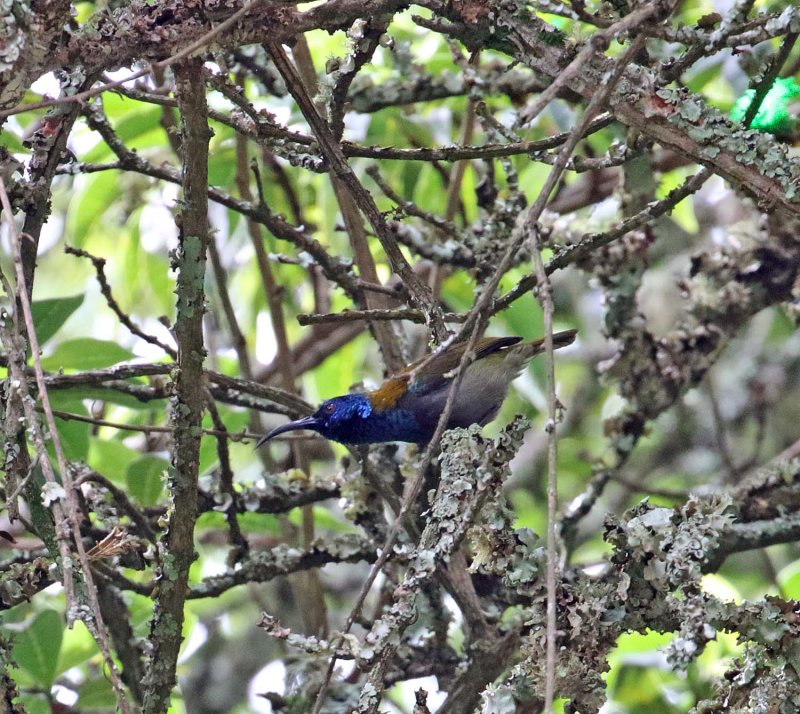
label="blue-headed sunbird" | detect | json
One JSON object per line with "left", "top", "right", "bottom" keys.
{"left": 257, "top": 329, "right": 577, "bottom": 446}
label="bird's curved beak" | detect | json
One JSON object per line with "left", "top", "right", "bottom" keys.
{"left": 255, "top": 416, "right": 320, "bottom": 448}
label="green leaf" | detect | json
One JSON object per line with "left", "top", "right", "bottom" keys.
{"left": 0, "top": 132, "right": 25, "bottom": 152}
{"left": 17, "top": 694, "right": 50, "bottom": 714}
{"left": 77, "top": 673, "right": 117, "bottom": 709}
{"left": 778, "top": 559, "right": 800, "bottom": 599}
{"left": 31, "top": 295, "right": 84, "bottom": 345}
{"left": 208, "top": 145, "right": 237, "bottom": 186}
{"left": 502, "top": 291, "right": 544, "bottom": 341}
{"left": 57, "top": 621, "right": 99, "bottom": 674}
{"left": 81, "top": 104, "right": 163, "bottom": 162}
{"left": 51, "top": 399, "right": 91, "bottom": 461}
{"left": 611, "top": 664, "right": 685, "bottom": 711}
{"left": 89, "top": 438, "right": 142, "bottom": 484}
{"left": 441, "top": 272, "right": 476, "bottom": 313}
{"left": 509, "top": 489, "right": 545, "bottom": 535}
{"left": 518, "top": 161, "right": 551, "bottom": 203}
{"left": 411, "top": 163, "right": 445, "bottom": 215}
{"left": 230, "top": 511, "right": 281, "bottom": 535}
{"left": 288, "top": 505, "right": 356, "bottom": 534}
{"left": 41, "top": 338, "right": 135, "bottom": 371}
{"left": 700, "top": 573, "right": 742, "bottom": 603}
{"left": 12, "top": 610, "right": 64, "bottom": 687}
{"left": 122, "top": 219, "right": 176, "bottom": 319}
{"left": 126, "top": 455, "right": 167, "bottom": 506}
{"left": 66, "top": 172, "right": 122, "bottom": 246}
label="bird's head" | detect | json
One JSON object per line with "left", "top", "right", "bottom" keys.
{"left": 256, "top": 393, "right": 374, "bottom": 447}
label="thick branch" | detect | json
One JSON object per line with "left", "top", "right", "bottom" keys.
{"left": 142, "top": 60, "right": 210, "bottom": 714}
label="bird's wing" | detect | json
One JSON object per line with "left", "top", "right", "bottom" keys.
{"left": 367, "top": 336, "right": 522, "bottom": 412}
{"left": 514, "top": 328, "right": 577, "bottom": 359}
{"left": 403, "top": 336, "right": 522, "bottom": 392}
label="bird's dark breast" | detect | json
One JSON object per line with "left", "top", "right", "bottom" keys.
{"left": 327, "top": 408, "right": 432, "bottom": 444}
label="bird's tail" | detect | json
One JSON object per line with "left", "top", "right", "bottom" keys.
{"left": 515, "top": 328, "right": 577, "bottom": 359}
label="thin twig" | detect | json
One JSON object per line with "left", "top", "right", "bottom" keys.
{"left": 0, "top": 0, "right": 268, "bottom": 120}
{"left": 267, "top": 41, "right": 448, "bottom": 344}
{"left": 297, "top": 308, "right": 463, "bottom": 325}
{"left": 529, "top": 220, "right": 560, "bottom": 714}
{"left": 493, "top": 167, "right": 712, "bottom": 313}
{"left": 0, "top": 179, "right": 132, "bottom": 712}
{"left": 65, "top": 246, "right": 177, "bottom": 358}
{"left": 706, "top": 378, "right": 740, "bottom": 484}
{"left": 206, "top": 396, "right": 249, "bottom": 557}
{"left": 86, "top": 76, "right": 614, "bottom": 163}
{"left": 740, "top": 31, "right": 799, "bottom": 129}
{"left": 43, "top": 407, "right": 252, "bottom": 440}
{"left": 75, "top": 467, "right": 158, "bottom": 541}
{"left": 311, "top": 320, "right": 485, "bottom": 713}
{"left": 522, "top": 34, "right": 649, "bottom": 712}
{"left": 287, "top": 35, "right": 407, "bottom": 372}
{"left": 515, "top": 3, "right": 664, "bottom": 128}
{"left": 245, "top": 103, "right": 328, "bottom": 635}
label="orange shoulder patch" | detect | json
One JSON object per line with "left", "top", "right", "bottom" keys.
{"left": 368, "top": 377, "right": 408, "bottom": 411}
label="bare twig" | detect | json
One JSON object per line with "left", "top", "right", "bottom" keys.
{"left": 267, "top": 41, "right": 448, "bottom": 344}
{"left": 522, "top": 34, "right": 648, "bottom": 711}
{"left": 287, "top": 36, "right": 407, "bottom": 371}
{"left": 297, "top": 307, "right": 463, "bottom": 325}
{"left": 0, "top": 179, "right": 132, "bottom": 712}
{"left": 312, "top": 320, "right": 485, "bottom": 713}
{"left": 515, "top": 3, "right": 665, "bottom": 128}
{"left": 493, "top": 167, "right": 712, "bottom": 313}
{"left": 65, "top": 246, "right": 177, "bottom": 358}
{"left": 528, "top": 220, "right": 560, "bottom": 714}
{"left": 206, "top": 397, "right": 249, "bottom": 557}
{"left": 43, "top": 407, "right": 252, "bottom": 441}
{"left": 247, "top": 127, "right": 328, "bottom": 636}
{"left": 0, "top": 0, "right": 268, "bottom": 119}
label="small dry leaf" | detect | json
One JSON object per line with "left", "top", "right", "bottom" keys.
{"left": 86, "top": 526, "right": 138, "bottom": 560}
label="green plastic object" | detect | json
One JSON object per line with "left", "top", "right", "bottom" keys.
{"left": 730, "top": 77, "right": 800, "bottom": 136}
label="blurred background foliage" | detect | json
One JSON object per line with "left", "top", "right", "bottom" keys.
{"left": 2, "top": 0, "right": 800, "bottom": 711}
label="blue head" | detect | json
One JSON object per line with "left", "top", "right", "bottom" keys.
{"left": 256, "top": 393, "right": 431, "bottom": 446}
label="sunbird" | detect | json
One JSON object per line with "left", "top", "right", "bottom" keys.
{"left": 257, "top": 329, "right": 577, "bottom": 446}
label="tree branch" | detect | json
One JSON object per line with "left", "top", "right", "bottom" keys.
{"left": 142, "top": 59, "right": 211, "bottom": 714}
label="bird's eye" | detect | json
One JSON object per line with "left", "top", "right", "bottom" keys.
{"left": 324, "top": 403, "right": 336, "bottom": 415}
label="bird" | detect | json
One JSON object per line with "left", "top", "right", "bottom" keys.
{"left": 257, "top": 329, "right": 577, "bottom": 447}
